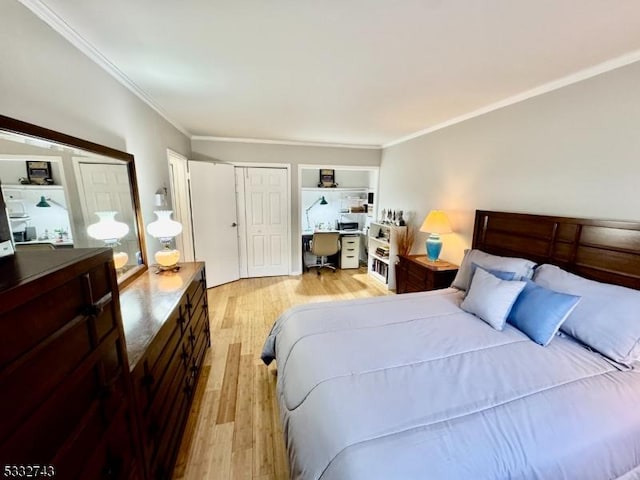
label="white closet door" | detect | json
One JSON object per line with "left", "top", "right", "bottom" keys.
{"left": 189, "top": 161, "right": 240, "bottom": 288}
{"left": 244, "top": 168, "right": 289, "bottom": 277}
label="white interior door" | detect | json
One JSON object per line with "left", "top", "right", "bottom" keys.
{"left": 189, "top": 161, "right": 240, "bottom": 288}
{"left": 167, "top": 150, "right": 194, "bottom": 262}
{"left": 243, "top": 167, "right": 289, "bottom": 277}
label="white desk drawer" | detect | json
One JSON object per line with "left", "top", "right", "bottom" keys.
{"left": 341, "top": 235, "right": 360, "bottom": 269}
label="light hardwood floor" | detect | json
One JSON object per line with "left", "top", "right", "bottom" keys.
{"left": 173, "top": 267, "right": 390, "bottom": 480}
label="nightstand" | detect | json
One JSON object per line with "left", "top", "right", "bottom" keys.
{"left": 395, "top": 254, "right": 458, "bottom": 294}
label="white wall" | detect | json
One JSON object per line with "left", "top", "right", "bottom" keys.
{"left": 379, "top": 61, "right": 640, "bottom": 266}
{"left": 0, "top": 1, "right": 191, "bottom": 260}
{"left": 191, "top": 139, "right": 381, "bottom": 272}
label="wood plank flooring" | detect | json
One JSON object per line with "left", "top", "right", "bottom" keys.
{"left": 173, "top": 267, "right": 390, "bottom": 479}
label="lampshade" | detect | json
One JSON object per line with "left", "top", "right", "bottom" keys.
{"left": 420, "top": 210, "right": 452, "bottom": 234}
{"left": 87, "top": 211, "right": 129, "bottom": 242}
{"left": 36, "top": 196, "right": 50, "bottom": 207}
{"left": 86, "top": 211, "right": 130, "bottom": 270}
{"left": 146, "top": 210, "right": 183, "bottom": 270}
{"left": 319, "top": 196, "right": 328, "bottom": 205}
{"left": 147, "top": 210, "right": 183, "bottom": 241}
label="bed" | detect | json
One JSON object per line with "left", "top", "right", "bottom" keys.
{"left": 262, "top": 210, "right": 640, "bottom": 480}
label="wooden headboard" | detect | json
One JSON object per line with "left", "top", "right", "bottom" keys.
{"left": 472, "top": 210, "right": 640, "bottom": 290}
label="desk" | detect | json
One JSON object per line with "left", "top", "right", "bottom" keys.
{"left": 302, "top": 230, "right": 363, "bottom": 270}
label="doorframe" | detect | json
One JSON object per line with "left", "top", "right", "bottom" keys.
{"left": 297, "top": 164, "right": 380, "bottom": 274}
{"left": 166, "top": 149, "right": 195, "bottom": 262}
{"left": 231, "top": 162, "right": 292, "bottom": 275}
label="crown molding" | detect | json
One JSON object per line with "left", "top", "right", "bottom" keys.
{"left": 19, "top": 0, "right": 191, "bottom": 138}
{"left": 191, "top": 135, "right": 381, "bottom": 150}
{"left": 383, "top": 49, "right": 640, "bottom": 149}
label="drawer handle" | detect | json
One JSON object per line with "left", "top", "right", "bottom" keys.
{"left": 190, "top": 365, "right": 198, "bottom": 374}
{"left": 189, "top": 334, "right": 196, "bottom": 343}
{"left": 141, "top": 373, "right": 154, "bottom": 386}
{"left": 82, "top": 303, "right": 103, "bottom": 317}
{"left": 181, "top": 351, "right": 189, "bottom": 360}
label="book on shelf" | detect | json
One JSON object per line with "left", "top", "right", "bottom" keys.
{"left": 371, "top": 258, "right": 389, "bottom": 281}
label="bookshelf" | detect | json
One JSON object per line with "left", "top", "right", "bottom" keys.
{"left": 367, "top": 222, "right": 405, "bottom": 290}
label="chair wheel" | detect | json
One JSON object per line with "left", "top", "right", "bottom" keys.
{"left": 317, "top": 270, "right": 320, "bottom": 276}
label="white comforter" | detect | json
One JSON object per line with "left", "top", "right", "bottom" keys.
{"left": 262, "top": 289, "right": 640, "bottom": 480}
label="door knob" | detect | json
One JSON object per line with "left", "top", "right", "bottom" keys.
{"left": 231, "top": 222, "right": 237, "bottom": 227}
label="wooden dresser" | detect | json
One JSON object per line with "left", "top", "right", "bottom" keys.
{"left": 120, "top": 263, "right": 209, "bottom": 480}
{"left": 0, "top": 250, "right": 209, "bottom": 480}
{"left": 395, "top": 254, "right": 458, "bottom": 294}
{"left": 0, "top": 248, "right": 142, "bottom": 479}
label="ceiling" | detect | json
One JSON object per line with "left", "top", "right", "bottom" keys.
{"left": 25, "top": 0, "right": 640, "bottom": 147}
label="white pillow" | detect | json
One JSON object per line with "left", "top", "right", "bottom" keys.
{"left": 534, "top": 264, "right": 640, "bottom": 366}
{"left": 452, "top": 249, "right": 536, "bottom": 291}
{"left": 461, "top": 267, "right": 526, "bottom": 331}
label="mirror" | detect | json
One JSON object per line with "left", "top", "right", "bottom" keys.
{"left": 0, "top": 114, "right": 147, "bottom": 286}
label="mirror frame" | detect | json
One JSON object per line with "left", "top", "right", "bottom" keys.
{"left": 0, "top": 114, "right": 148, "bottom": 287}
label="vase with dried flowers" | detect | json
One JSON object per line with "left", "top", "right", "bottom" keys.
{"left": 397, "top": 223, "right": 415, "bottom": 256}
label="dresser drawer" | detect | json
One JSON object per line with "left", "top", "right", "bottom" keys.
{"left": 151, "top": 380, "right": 191, "bottom": 479}
{"left": 1, "top": 362, "right": 98, "bottom": 464}
{"left": 78, "top": 405, "right": 140, "bottom": 480}
{"left": 0, "top": 264, "right": 113, "bottom": 369}
{"left": 0, "top": 315, "right": 94, "bottom": 440}
{"left": 186, "top": 276, "right": 206, "bottom": 319}
{"left": 190, "top": 325, "right": 209, "bottom": 385}
{"left": 142, "top": 350, "right": 187, "bottom": 462}
{"left": 136, "top": 311, "right": 185, "bottom": 409}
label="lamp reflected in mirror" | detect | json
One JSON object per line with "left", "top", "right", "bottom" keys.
{"left": 87, "top": 211, "right": 130, "bottom": 269}
{"left": 147, "top": 210, "right": 183, "bottom": 271}
{"left": 35, "top": 195, "right": 67, "bottom": 209}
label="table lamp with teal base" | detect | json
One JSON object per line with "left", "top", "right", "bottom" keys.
{"left": 420, "top": 210, "right": 452, "bottom": 262}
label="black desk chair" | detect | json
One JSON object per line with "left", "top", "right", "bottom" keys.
{"left": 307, "top": 232, "right": 340, "bottom": 275}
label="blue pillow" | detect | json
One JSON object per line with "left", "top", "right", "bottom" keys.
{"left": 471, "top": 262, "right": 517, "bottom": 281}
{"left": 507, "top": 279, "right": 581, "bottom": 346}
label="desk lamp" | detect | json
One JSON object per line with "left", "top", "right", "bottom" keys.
{"left": 147, "top": 210, "right": 183, "bottom": 271}
{"left": 305, "top": 196, "right": 328, "bottom": 230}
{"left": 420, "top": 210, "right": 452, "bottom": 262}
{"left": 36, "top": 196, "right": 67, "bottom": 209}
{"left": 87, "top": 211, "right": 130, "bottom": 269}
